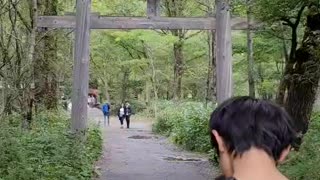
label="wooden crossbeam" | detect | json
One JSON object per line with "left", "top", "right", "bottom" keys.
{"left": 64, "top": 12, "right": 100, "bottom": 16}
{"left": 37, "top": 16, "right": 253, "bottom": 30}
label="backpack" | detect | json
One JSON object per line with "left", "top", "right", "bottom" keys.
{"left": 102, "top": 104, "right": 109, "bottom": 113}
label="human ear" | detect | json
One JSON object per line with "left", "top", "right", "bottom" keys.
{"left": 212, "top": 130, "right": 233, "bottom": 177}
{"left": 278, "top": 145, "right": 291, "bottom": 164}
{"left": 212, "top": 130, "right": 227, "bottom": 153}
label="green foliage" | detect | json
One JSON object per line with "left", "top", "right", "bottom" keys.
{"left": 281, "top": 113, "right": 320, "bottom": 179}
{"left": 152, "top": 101, "right": 213, "bottom": 152}
{"left": 0, "top": 112, "right": 102, "bottom": 180}
{"left": 253, "top": 0, "right": 304, "bottom": 23}
{"left": 142, "top": 100, "right": 175, "bottom": 117}
{"left": 127, "top": 100, "right": 147, "bottom": 114}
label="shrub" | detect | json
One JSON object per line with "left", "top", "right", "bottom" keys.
{"left": 0, "top": 111, "right": 102, "bottom": 180}
{"left": 152, "top": 101, "right": 213, "bottom": 152}
{"left": 128, "top": 99, "right": 147, "bottom": 114}
{"left": 281, "top": 112, "right": 320, "bottom": 179}
{"left": 140, "top": 100, "right": 175, "bottom": 118}
{"left": 153, "top": 100, "right": 320, "bottom": 180}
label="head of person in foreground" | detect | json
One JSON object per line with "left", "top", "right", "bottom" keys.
{"left": 210, "top": 96, "right": 296, "bottom": 180}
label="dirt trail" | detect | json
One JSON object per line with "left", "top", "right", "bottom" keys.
{"left": 89, "top": 108, "right": 217, "bottom": 180}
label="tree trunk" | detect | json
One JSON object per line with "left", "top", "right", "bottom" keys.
{"left": 173, "top": 39, "right": 184, "bottom": 100}
{"left": 104, "top": 81, "right": 111, "bottom": 103}
{"left": 205, "top": 39, "right": 212, "bottom": 105}
{"left": 100, "top": 70, "right": 111, "bottom": 103}
{"left": 121, "top": 70, "right": 130, "bottom": 103}
{"left": 164, "top": 0, "right": 186, "bottom": 101}
{"left": 34, "top": 0, "right": 58, "bottom": 110}
{"left": 145, "top": 82, "right": 150, "bottom": 105}
{"left": 276, "top": 6, "right": 305, "bottom": 105}
{"left": 211, "top": 30, "right": 217, "bottom": 101}
{"left": 149, "top": 56, "right": 158, "bottom": 119}
{"left": 166, "top": 82, "right": 170, "bottom": 100}
{"left": 247, "top": 0, "right": 255, "bottom": 98}
{"left": 205, "top": 0, "right": 216, "bottom": 103}
{"left": 285, "top": 10, "right": 320, "bottom": 135}
{"left": 206, "top": 30, "right": 216, "bottom": 105}
{"left": 23, "top": 0, "right": 37, "bottom": 129}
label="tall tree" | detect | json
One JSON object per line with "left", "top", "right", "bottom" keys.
{"left": 285, "top": 4, "right": 320, "bottom": 135}
{"left": 247, "top": 0, "right": 255, "bottom": 97}
{"left": 163, "top": 0, "right": 204, "bottom": 100}
{"left": 34, "top": 0, "right": 59, "bottom": 110}
{"left": 255, "top": 0, "right": 320, "bottom": 135}
{"left": 198, "top": 0, "right": 217, "bottom": 103}
{"left": 163, "top": 0, "right": 186, "bottom": 100}
{"left": 254, "top": 0, "right": 306, "bottom": 104}
{"left": 0, "top": 0, "right": 37, "bottom": 125}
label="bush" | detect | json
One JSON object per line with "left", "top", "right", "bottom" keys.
{"left": 128, "top": 100, "right": 147, "bottom": 114}
{"left": 152, "top": 100, "right": 320, "bottom": 179}
{"left": 146, "top": 100, "right": 175, "bottom": 118}
{"left": 0, "top": 111, "right": 102, "bottom": 180}
{"left": 152, "top": 101, "right": 214, "bottom": 152}
{"left": 281, "top": 112, "right": 320, "bottom": 180}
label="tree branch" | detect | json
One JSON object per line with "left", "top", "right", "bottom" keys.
{"left": 10, "top": 0, "right": 31, "bottom": 32}
{"left": 294, "top": 5, "right": 306, "bottom": 27}
{"left": 184, "top": 30, "right": 203, "bottom": 40}
{"left": 281, "top": 17, "right": 294, "bottom": 27}
{"left": 186, "top": 53, "right": 206, "bottom": 63}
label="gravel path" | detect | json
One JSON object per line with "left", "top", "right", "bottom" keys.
{"left": 88, "top": 108, "right": 217, "bottom": 180}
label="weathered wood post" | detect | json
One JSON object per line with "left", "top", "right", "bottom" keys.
{"left": 147, "top": 0, "right": 160, "bottom": 18}
{"left": 215, "top": 0, "right": 233, "bottom": 104}
{"left": 71, "top": 0, "right": 91, "bottom": 134}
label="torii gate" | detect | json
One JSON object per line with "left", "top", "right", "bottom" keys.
{"left": 37, "top": 0, "right": 249, "bottom": 133}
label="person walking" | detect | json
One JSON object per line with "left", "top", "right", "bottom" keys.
{"left": 102, "top": 102, "right": 111, "bottom": 126}
{"left": 118, "top": 104, "right": 125, "bottom": 128}
{"left": 124, "top": 102, "right": 133, "bottom": 129}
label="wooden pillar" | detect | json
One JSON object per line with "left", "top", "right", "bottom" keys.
{"left": 71, "top": 0, "right": 91, "bottom": 133}
{"left": 147, "top": 0, "right": 160, "bottom": 18}
{"left": 215, "top": 0, "right": 233, "bottom": 104}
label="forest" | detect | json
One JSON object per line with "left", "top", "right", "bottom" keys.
{"left": 1, "top": 0, "right": 320, "bottom": 179}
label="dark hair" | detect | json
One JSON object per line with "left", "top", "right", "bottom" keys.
{"left": 209, "top": 96, "right": 296, "bottom": 161}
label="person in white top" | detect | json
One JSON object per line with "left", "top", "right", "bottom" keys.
{"left": 118, "top": 104, "right": 125, "bottom": 128}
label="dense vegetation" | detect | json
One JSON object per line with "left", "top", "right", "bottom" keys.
{"left": 152, "top": 101, "right": 213, "bottom": 152}
{"left": 281, "top": 113, "right": 320, "bottom": 179}
{"left": 0, "top": 111, "right": 102, "bottom": 179}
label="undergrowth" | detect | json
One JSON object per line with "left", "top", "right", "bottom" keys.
{"left": 281, "top": 112, "right": 320, "bottom": 180}
{"left": 0, "top": 111, "right": 102, "bottom": 180}
{"left": 152, "top": 101, "right": 214, "bottom": 153}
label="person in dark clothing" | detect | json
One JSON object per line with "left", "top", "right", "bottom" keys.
{"left": 118, "top": 104, "right": 125, "bottom": 128}
{"left": 210, "top": 96, "right": 296, "bottom": 180}
{"left": 102, "top": 102, "right": 110, "bottom": 126}
{"left": 124, "top": 102, "right": 133, "bottom": 129}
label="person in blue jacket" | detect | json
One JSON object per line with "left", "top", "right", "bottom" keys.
{"left": 102, "top": 102, "right": 111, "bottom": 126}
